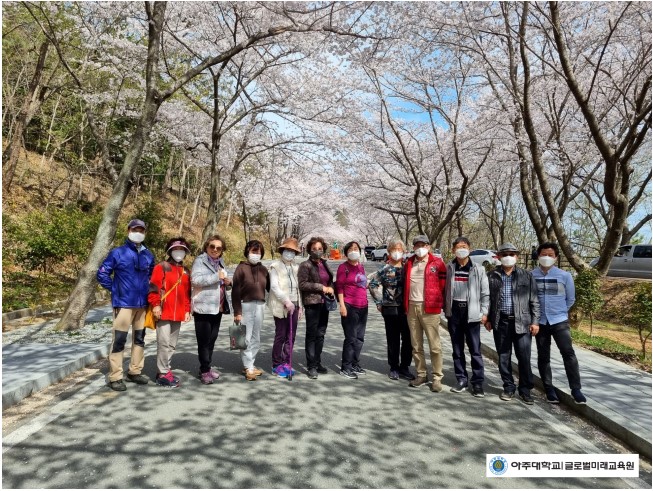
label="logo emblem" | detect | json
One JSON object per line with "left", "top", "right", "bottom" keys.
{"left": 489, "top": 456, "right": 508, "bottom": 476}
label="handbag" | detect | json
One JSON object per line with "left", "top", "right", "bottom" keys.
{"left": 229, "top": 321, "right": 247, "bottom": 350}
{"left": 144, "top": 274, "right": 183, "bottom": 330}
{"left": 324, "top": 293, "right": 338, "bottom": 311}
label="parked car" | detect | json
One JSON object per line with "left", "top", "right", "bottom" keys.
{"left": 371, "top": 245, "right": 388, "bottom": 261}
{"left": 589, "top": 244, "right": 652, "bottom": 279}
{"left": 469, "top": 249, "right": 500, "bottom": 267}
{"left": 364, "top": 245, "right": 376, "bottom": 260}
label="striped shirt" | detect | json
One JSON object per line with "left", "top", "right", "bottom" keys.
{"left": 452, "top": 261, "right": 471, "bottom": 301}
{"left": 499, "top": 270, "right": 514, "bottom": 314}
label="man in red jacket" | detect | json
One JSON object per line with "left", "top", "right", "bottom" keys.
{"left": 404, "top": 235, "right": 447, "bottom": 392}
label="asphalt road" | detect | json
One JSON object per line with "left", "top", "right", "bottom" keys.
{"left": 2, "top": 259, "right": 650, "bottom": 488}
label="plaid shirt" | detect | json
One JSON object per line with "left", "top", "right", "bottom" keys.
{"left": 499, "top": 270, "right": 514, "bottom": 314}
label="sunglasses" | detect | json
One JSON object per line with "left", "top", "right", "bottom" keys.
{"left": 208, "top": 245, "right": 223, "bottom": 251}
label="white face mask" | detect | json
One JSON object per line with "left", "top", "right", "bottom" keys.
{"left": 128, "top": 232, "right": 145, "bottom": 244}
{"left": 248, "top": 253, "right": 261, "bottom": 265}
{"left": 347, "top": 251, "right": 361, "bottom": 261}
{"left": 282, "top": 250, "right": 296, "bottom": 262}
{"left": 415, "top": 247, "right": 428, "bottom": 258}
{"left": 170, "top": 250, "right": 186, "bottom": 263}
{"left": 500, "top": 256, "right": 517, "bottom": 267}
{"left": 455, "top": 248, "right": 470, "bottom": 259}
{"left": 390, "top": 251, "right": 403, "bottom": 261}
{"left": 539, "top": 256, "right": 556, "bottom": 268}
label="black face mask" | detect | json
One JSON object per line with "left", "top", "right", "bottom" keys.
{"left": 310, "top": 250, "right": 324, "bottom": 260}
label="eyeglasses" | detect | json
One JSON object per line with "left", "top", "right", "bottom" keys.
{"left": 208, "top": 245, "right": 223, "bottom": 251}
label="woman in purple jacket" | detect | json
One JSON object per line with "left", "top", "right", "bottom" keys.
{"left": 336, "top": 241, "right": 369, "bottom": 379}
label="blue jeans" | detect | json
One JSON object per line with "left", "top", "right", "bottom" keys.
{"left": 492, "top": 315, "right": 533, "bottom": 394}
{"left": 536, "top": 320, "right": 582, "bottom": 390}
{"left": 341, "top": 304, "right": 368, "bottom": 370}
{"left": 448, "top": 304, "right": 484, "bottom": 386}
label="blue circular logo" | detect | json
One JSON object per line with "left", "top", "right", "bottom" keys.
{"left": 489, "top": 456, "right": 508, "bottom": 475}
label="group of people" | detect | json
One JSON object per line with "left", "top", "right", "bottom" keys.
{"left": 97, "top": 218, "right": 586, "bottom": 406}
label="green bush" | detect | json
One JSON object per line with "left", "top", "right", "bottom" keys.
{"left": 575, "top": 268, "right": 604, "bottom": 337}
{"left": 627, "top": 283, "right": 652, "bottom": 359}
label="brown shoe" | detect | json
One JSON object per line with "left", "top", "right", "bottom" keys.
{"left": 245, "top": 369, "right": 257, "bottom": 381}
{"left": 409, "top": 376, "right": 428, "bottom": 387}
{"left": 242, "top": 367, "right": 263, "bottom": 376}
{"left": 430, "top": 380, "right": 443, "bottom": 392}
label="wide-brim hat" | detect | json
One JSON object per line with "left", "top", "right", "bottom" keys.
{"left": 497, "top": 243, "right": 519, "bottom": 254}
{"left": 278, "top": 237, "right": 301, "bottom": 254}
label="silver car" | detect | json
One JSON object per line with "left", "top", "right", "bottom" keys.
{"left": 469, "top": 249, "right": 501, "bottom": 267}
{"left": 590, "top": 244, "right": 652, "bottom": 279}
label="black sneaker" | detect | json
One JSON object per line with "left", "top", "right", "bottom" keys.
{"left": 388, "top": 370, "right": 399, "bottom": 380}
{"left": 571, "top": 389, "right": 587, "bottom": 405}
{"left": 450, "top": 380, "right": 468, "bottom": 393}
{"left": 339, "top": 368, "right": 358, "bottom": 379}
{"left": 156, "top": 372, "right": 180, "bottom": 388}
{"left": 545, "top": 388, "right": 560, "bottom": 404}
{"left": 500, "top": 390, "right": 515, "bottom": 401}
{"left": 126, "top": 373, "right": 149, "bottom": 385}
{"left": 109, "top": 379, "right": 127, "bottom": 392}
{"left": 352, "top": 365, "right": 366, "bottom": 375}
{"left": 519, "top": 392, "right": 534, "bottom": 405}
{"left": 397, "top": 367, "right": 416, "bottom": 381}
{"left": 316, "top": 365, "right": 328, "bottom": 374}
{"left": 471, "top": 385, "right": 485, "bottom": 398}
{"left": 307, "top": 368, "right": 318, "bottom": 379}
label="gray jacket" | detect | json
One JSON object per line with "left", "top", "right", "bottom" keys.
{"left": 444, "top": 260, "right": 489, "bottom": 322}
{"left": 191, "top": 253, "right": 229, "bottom": 315}
{"left": 487, "top": 266, "right": 540, "bottom": 334}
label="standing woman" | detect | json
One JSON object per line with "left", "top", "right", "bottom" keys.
{"left": 191, "top": 235, "right": 232, "bottom": 385}
{"left": 149, "top": 237, "right": 192, "bottom": 388}
{"left": 298, "top": 237, "right": 335, "bottom": 379}
{"left": 268, "top": 237, "right": 303, "bottom": 378}
{"left": 232, "top": 240, "right": 269, "bottom": 381}
{"left": 368, "top": 238, "right": 415, "bottom": 381}
{"left": 336, "top": 241, "right": 369, "bottom": 379}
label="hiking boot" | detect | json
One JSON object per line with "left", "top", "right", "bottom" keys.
{"left": 519, "top": 391, "right": 534, "bottom": 405}
{"left": 339, "top": 368, "right": 358, "bottom": 379}
{"left": 388, "top": 370, "right": 399, "bottom": 380}
{"left": 545, "top": 388, "right": 560, "bottom": 404}
{"left": 156, "top": 371, "right": 180, "bottom": 388}
{"left": 209, "top": 368, "right": 221, "bottom": 381}
{"left": 307, "top": 368, "right": 318, "bottom": 379}
{"left": 398, "top": 367, "right": 416, "bottom": 381}
{"left": 352, "top": 365, "right": 366, "bottom": 375}
{"left": 430, "top": 380, "right": 443, "bottom": 393}
{"left": 109, "top": 379, "right": 127, "bottom": 392}
{"left": 409, "top": 376, "right": 428, "bottom": 388}
{"left": 126, "top": 373, "right": 149, "bottom": 385}
{"left": 245, "top": 368, "right": 258, "bottom": 381}
{"left": 471, "top": 385, "right": 485, "bottom": 398}
{"left": 500, "top": 390, "right": 515, "bottom": 401}
{"left": 316, "top": 365, "right": 328, "bottom": 374}
{"left": 200, "top": 371, "right": 214, "bottom": 385}
{"left": 242, "top": 367, "right": 263, "bottom": 377}
{"left": 571, "top": 389, "right": 587, "bottom": 405}
{"left": 450, "top": 380, "right": 468, "bottom": 393}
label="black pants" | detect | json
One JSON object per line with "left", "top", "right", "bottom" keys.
{"left": 448, "top": 304, "right": 484, "bottom": 386}
{"left": 492, "top": 315, "right": 533, "bottom": 394}
{"left": 304, "top": 303, "right": 329, "bottom": 369}
{"left": 194, "top": 312, "right": 222, "bottom": 374}
{"left": 536, "top": 320, "right": 582, "bottom": 390}
{"left": 341, "top": 304, "right": 368, "bottom": 370}
{"left": 382, "top": 306, "right": 412, "bottom": 371}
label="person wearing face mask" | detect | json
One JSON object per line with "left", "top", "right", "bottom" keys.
{"left": 368, "top": 238, "right": 415, "bottom": 381}
{"left": 268, "top": 237, "right": 304, "bottom": 378}
{"left": 485, "top": 243, "right": 540, "bottom": 405}
{"left": 148, "top": 237, "right": 192, "bottom": 388}
{"left": 444, "top": 237, "right": 490, "bottom": 397}
{"left": 403, "top": 235, "right": 448, "bottom": 392}
{"left": 232, "top": 240, "right": 269, "bottom": 381}
{"left": 532, "top": 242, "right": 586, "bottom": 405}
{"left": 297, "top": 236, "right": 336, "bottom": 379}
{"left": 97, "top": 219, "right": 155, "bottom": 391}
{"left": 191, "top": 234, "right": 232, "bottom": 385}
{"left": 335, "top": 241, "right": 369, "bottom": 379}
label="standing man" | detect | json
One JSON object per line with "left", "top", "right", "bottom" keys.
{"left": 485, "top": 243, "right": 540, "bottom": 404}
{"left": 97, "top": 219, "right": 155, "bottom": 391}
{"left": 403, "top": 235, "right": 447, "bottom": 392}
{"left": 533, "top": 242, "right": 586, "bottom": 404}
{"left": 444, "top": 237, "right": 489, "bottom": 397}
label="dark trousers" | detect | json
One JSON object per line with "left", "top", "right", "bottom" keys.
{"left": 272, "top": 308, "right": 299, "bottom": 367}
{"left": 194, "top": 312, "right": 222, "bottom": 374}
{"left": 304, "top": 303, "right": 329, "bottom": 369}
{"left": 536, "top": 320, "right": 582, "bottom": 390}
{"left": 341, "top": 304, "right": 368, "bottom": 370}
{"left": 448, "top": 304, "right": 484, "bottom": 386}
{"left": 492, "top": 315, "right": 533, "bottom": 394}
{"left": 382, "top": 307, "right": 412, "bottom": 371}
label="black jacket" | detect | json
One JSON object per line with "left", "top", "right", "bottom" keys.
{"left": 487, "top": 266, "right": 540, "bottom": 334}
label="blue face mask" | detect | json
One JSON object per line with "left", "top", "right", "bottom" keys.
{"left": 282, "top": 250, "right": 296, "bottom": 262}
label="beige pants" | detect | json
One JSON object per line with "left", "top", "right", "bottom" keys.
{"left": 109, "top": 307, "right": 146, "bottom": 382}
{"left": 406, "top": 302, "right": 443, "bottom": 381}
{"left": 156, "top": 320, "right": 181, "bottom": 374}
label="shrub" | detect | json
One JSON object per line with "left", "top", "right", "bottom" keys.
{"left": 626, "top": 283, "right": 652, "bottom": 359}
{"left": 574, "top": 268, "right": 604, "bottom": 337}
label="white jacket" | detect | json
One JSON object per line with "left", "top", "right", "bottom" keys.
{"left": 267, "top": 259, "right": 302, "bottom": 318}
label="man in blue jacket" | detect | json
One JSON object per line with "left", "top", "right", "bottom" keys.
{"left": 97, "top": 219, "right": 155, "bottom": 391}
{"left": 532, "top": 242, "right": 586, "bottom": 405}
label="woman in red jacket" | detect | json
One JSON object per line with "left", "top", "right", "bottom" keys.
{"left": 148, "top": 237, "right": 192, "bottom": 388}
